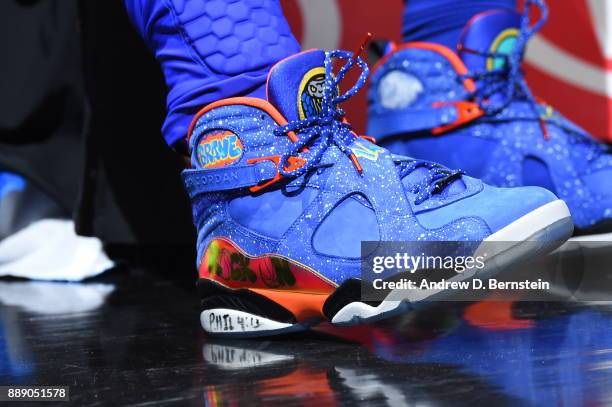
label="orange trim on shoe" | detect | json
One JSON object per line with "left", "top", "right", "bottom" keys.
{"left": 187, "top": 97, "right": 299, "bottom": 144}
{"left": 432, "top": 101, "right": 484, "bottom": 134}
{"left": 250, "top": 288, "right": 330, "bottom": 322}
{"left": 360, "top": 135, "right": 377, "bottom": 144}
{"left": 371, "top": 42, "right": 476, "bottom": 93}
{"left": 246, "top": 155, "right": 307, "bottom": 192}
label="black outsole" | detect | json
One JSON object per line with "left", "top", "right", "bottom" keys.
{"left": 574, "top": 219, "right": 612, "bottom": 237}
{"left": 322, "top": 279, "right": 374, "bottom": 321}
{"left": 197, "top": 279, "right": 297, "bottom": 324}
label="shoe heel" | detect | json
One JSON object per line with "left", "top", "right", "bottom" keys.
{"left": 198, "top": 279, "right": 322, "bottom": 338}
{"left": 200, "top": 308, "right": 310, "bottom": 338}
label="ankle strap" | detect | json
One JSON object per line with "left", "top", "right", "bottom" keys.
{"left": 182, "top": 161, "right": 276, "bottom": 198}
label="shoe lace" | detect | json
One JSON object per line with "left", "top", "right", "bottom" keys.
{"left": 274, "top": 49, "right": 368, "bottom": 178}
{"left": 397, "top": 159, "right": 464, "bottom": 205}
{"left": 459, "top": 0, "right": 551, "bottom": 138}
{"left": 274, "top": 47, "right": 464, "bottom": 205}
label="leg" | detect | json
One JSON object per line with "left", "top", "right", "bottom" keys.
{"left": 123, "top": 0, "right": 301, "bottom": 150}
{"left": 402, "top": 0, "right": 516, "bottom": 49}
{"left": 0, "top": 0, "right": 113, "bottom": 280}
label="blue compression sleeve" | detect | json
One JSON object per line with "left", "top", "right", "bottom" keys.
{"left": 124, "top": 0, "right": 300, "bottom": 148}
{"left": 403, "top": 0, "right": 516, "bottom": 49}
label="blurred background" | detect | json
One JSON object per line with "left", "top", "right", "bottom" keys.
{"left": 281, "top": 0, "right": 612, "bottom": 143}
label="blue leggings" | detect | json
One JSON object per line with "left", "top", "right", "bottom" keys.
{"left": 403, "top": 0, "right": 516, "bottom": 49}
{"left": 125, "top": 0, "right": 518, "bottom": 147}
{"left": 123, "top": 0, "right": 300, "bottom": 148}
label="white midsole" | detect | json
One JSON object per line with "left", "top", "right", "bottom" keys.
{"left": 331, "top": 200, "right": 572, "bottom": 324}
{"left": 483, "top": 200, "right": 571, "bottom": 242}
{"left": 569, "top": 232, "right": 612, "bottom": 244}
{"left": 201, "top": 308, "right": 292, "bottom": 334}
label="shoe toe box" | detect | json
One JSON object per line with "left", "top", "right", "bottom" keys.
{"left": 417, "top": 183, "right": 560, "bottom": 235}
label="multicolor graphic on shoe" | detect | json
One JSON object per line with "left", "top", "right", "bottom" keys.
{"left": 197, "top": 130, "right": 243, "bottom": 169}
{"left": 298, "top": 67, "right": 326, "bottom": 119}
{"left": 201, "top": 238, "right": 335, "bottom": 292}
{"left": 486, "top": 27, "right": 518, "bottom": 70}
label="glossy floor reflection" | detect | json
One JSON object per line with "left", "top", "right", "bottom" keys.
{"left": 2, "top": 271, "right": 612, "bottom": 406}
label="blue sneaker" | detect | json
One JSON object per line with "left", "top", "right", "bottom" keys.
{"left": 183, "top": 48, "right": 572, "bottom": 338}
{"left": 368, "top": 0, "right": 612, "bottom": 238}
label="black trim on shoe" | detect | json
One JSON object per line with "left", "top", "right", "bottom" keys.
{"left": 366, "top": 39, "right": 392, "bottom": 66}
{"left": 197, "top": 279, "right": 297, "bottom": 324}
{"left": 574, "top": 219, "right": 612, "bottom": 236}
{"left": 322, "top": 278, "right": 382, "bottom": 321}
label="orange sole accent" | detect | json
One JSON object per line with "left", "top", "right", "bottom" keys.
{"left": 250, "top": 288, "right": 331, "bottom": 322}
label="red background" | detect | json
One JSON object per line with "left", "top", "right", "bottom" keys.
{"left": 280, "top": 0, "right": 612, "bottom": 142}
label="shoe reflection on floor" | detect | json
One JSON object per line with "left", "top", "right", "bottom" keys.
{"left": 202, "top": 300, "right": 612, "bottom": 407}
{"left": 0, "top": 307, "right": 33, "bottom": 383}
{"left": 0, "top": 281, "right": 115, "bottom": 386}
{"left": 2, "top": 270, "right": 612, "bottom": 406}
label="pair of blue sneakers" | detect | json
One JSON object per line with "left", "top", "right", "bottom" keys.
{"left": 184, "top": 31, "right": 575, "bottom": 336}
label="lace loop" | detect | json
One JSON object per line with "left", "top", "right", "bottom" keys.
{"left": 273, "top": 50, "right": 369, "bottom": 178}
{"left": 273, "top": 50, "right": 465, "bottom": 204}
{"left": 397, "top": 159, "right": 465, "bottom": 205}
{"left": 459, "top": 0, "right": 549, "bottom": 136}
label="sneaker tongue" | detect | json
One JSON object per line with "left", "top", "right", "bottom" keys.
{"left": 267, "top": 49, "right": 327, "bottom": 122}
{"left": 458, "top": 9, "right": 521, "bottom": 72}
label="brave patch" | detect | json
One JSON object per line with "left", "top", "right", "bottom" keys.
{"left": 197, "top": 130, "right": 243, "bottom": 169}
